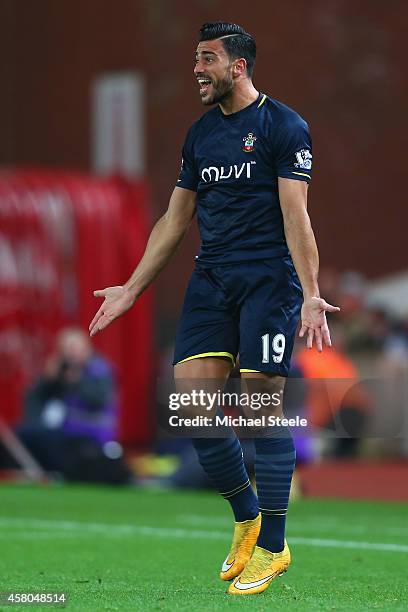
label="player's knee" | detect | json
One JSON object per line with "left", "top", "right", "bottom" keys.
{"left": 240, "top": 373, "right": 286, "bottom": 419}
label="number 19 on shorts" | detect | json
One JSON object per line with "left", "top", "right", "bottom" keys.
{"left": 261, "top": 333, "right": 286, "bottom": 364}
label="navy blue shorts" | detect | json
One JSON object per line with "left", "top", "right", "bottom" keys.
{"left": 173, "top": 257, "right": 303, "bottom": 376}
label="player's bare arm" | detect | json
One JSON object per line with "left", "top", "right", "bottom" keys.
{"left": 89, "top": 186, "right": 196, "bottom": 337}
{"left": 278, "top": 177, "right": 340, "bottom": 352}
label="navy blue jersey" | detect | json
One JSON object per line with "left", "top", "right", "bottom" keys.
{"left": 177, "top": 93, "right": 312, "bottom": 266}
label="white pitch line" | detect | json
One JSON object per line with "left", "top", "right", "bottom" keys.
{"left": 0, "top": 531, "right": 74, "bottom": 540}
{"left": 0, "top": 516, "right": 408, "bottom": 553}
{"left": 178, "top": 514, "right": 408, "bottom": 537}
{"left": 288, "top": 537, "right": 408, "bottom": 553}
{"left": 0, "top": 517, "right": 229, "bottom": 541}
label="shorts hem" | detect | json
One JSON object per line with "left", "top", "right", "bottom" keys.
{"left": 239, "top": 366, "right": 288, "bottom": 377}
{"left": 174, "top": 351, "right": 236, "bottom": 367}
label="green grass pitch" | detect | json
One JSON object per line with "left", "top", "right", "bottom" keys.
{"left": 1, "top": 484, "right": 407, "bottom": 610}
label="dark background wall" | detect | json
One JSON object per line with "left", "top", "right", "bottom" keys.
{"left": 0, "top": 0, "right": 406, "bottom": 322}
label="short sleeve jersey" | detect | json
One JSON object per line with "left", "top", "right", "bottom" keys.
{"left": 177, "top": 93, "right": 312, "bottom": 266}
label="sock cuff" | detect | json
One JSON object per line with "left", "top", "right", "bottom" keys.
{"left": 221, "top": 479, "right": 251, "bottom": 499}
{"left": 259, "top": 507, "right": 287, "bottom": 516}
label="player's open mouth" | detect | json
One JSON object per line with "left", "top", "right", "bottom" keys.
{"left": 198, "top": 78, "right": 212, "bottom": 96}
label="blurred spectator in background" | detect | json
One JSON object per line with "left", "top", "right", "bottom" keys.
{"left": 296, "top": 320, "right": 371, "bottom": 457}
{"left": 285, "top": 360, "right": 314, "bottom": 466}
{"left": 17, "top": 327, "right": 131, "bottom": 484}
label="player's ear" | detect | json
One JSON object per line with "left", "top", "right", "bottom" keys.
{"left": 233, "top": 58, "right": 247, "bottom": 77}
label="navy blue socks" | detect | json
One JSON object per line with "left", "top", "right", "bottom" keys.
{"left": 192, "top": 426, "right": 296, "bottom": 550}
{"left": 254, "top": 428, "right": 296, "bottom": 552}
{"left": 192, "top": 436, "right": 259, "bottom": 522}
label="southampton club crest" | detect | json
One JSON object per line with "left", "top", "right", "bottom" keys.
{"left": 242, "top": 132, "right": 257, "bottom": 152}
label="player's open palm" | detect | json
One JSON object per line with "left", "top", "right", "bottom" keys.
{"left": 89, "top": 286, "right": 135, "bottom": 337}
{"left": 299, "top": 296, "right": 340, "bottom": 352}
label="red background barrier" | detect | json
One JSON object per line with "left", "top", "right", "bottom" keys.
{"left": 0, "top": 170, "right": 154, "bottom": 444}
{"left": 298, "top": 461, "right": 408, "bottom": 501}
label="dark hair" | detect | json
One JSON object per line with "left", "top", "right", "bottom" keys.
{"left": 199, "top": 22, "right": 256, "bottom": 78}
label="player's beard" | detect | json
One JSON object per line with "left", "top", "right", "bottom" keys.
{"left": 201, "top": 70, "right": 234, "bottom": 106}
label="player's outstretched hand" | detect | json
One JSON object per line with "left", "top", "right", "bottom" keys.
{"left": 89, "top": 286, "right": 135, "bottom": 337}
{"left": 299, "top": 296, "right": 340, "bottom": 352}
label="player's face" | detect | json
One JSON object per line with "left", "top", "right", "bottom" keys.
{"left": 194, "top": 40, "right": 235, "bottom": 105}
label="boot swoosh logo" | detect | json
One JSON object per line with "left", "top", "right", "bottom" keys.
{"left": 234, "top": 573, "right": 277, "bottom": 590}
{"left": 221, "top": 558, "right": 235, "bottom": 572}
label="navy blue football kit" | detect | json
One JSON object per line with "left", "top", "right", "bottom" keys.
{"left": 174, "top": 93, "right": 312, "bottom": 375}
